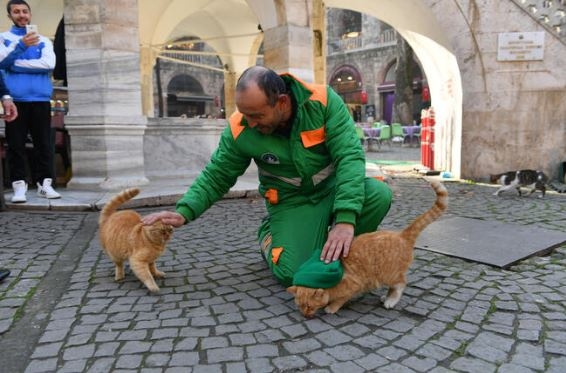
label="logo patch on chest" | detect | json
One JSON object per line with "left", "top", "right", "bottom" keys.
{"left": 261, "top": 153, "right": 280, "bottom": 164}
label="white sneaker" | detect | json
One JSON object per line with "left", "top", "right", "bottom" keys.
{"left": 37, "top": 178, "right": 61, "bottom": 199}
{"left": 11, "top": 180, "right": 28, "bottom": 203}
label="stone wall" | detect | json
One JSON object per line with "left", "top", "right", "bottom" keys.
{"left": 425, "top": 0, "right": 566, "bottom": 180}
{"left": 143, "top": 118, "right": 225, "bottom": 179}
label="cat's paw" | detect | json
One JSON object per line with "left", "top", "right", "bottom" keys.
{"left": 324, "top": 305, "right": 340, "bottom": 314}
{"left": 153, "top": 270, "right": 166, "bottom": 278}
{"left": 146, "top": 284, "right": 160, "bottom": 293}
{"left": 383, "top": 297, "right": 399, "bottom": 309}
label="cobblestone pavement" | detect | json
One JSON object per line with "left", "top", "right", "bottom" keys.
{"left": 1, "top": 177, "right": 566, "bottom": 372}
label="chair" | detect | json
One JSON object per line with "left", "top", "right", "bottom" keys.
{"left": 376, "top": 125, "right": 391, "bottom": 148}
{"left": 412, "top": 127, "right": 421, "bottom": 146}
{"left": 355, "top": 126, "right": 369, "bottom": 150}
{"left": 390, "top": 123, "right": 405, "bottom": 145}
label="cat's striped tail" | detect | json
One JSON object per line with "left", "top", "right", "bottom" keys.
{"left": 98, "top": 188, "right": 141, "bottom": 226}
{"left": 401, "top": 181, "right": 448, "bottom": 242}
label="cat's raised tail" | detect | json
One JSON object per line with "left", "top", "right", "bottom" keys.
{"left": 401, "top": 181, "right": 448, "bottom": 242}
{"left": 99, "top": 188, "right": 141, "bottom": 226}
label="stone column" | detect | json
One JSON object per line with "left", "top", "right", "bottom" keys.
{"left": 223, "top": 71, "right": 237, "bottom": 117}
{"left": 311, "top": 0, "right": 326, "bottom": 85}
{"left": 63, "top": 0, "right": 149, "bottom": 190}
{"left": 140, "top": 46, "right": 156, "bottom": 117}
{"left": 262, "top": 25, "right": 314, "bottom": 82}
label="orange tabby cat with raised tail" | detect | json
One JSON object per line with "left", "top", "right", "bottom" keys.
{"left": 288, "top": 181, "right": 448, "bottom": 318}
{"left": 99, "top": 188, "right": 173, "bottom": 293}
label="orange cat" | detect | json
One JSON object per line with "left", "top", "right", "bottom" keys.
{"left": 99, "top": 188, "right": 173, "bottom": 293}
{"left": 288, "top": 181, "right": 448, "bottom": 318}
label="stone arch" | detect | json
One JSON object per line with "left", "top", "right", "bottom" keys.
{"left": 166, "top": 74, "right": 210, "bottom": 117}
{"left": 325, "top": 0, "right": 463, "bottom": 177}
{"left": 378, "top": 57, "right": 427, "bottom": 125}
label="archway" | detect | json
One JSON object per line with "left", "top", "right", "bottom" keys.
{"left": 325, "top": 0, "right": 463, "bottom": 178}
{"left": 166, "top": 74, "right": 210, "bottom": 117}
{"left": 329, "top": 65, "right": 364, "bottom": 122}
{"left": 378, "top": 59, "right": 427, "bottom": 125}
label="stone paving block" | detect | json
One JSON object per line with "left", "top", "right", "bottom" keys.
{"left": 206, "top": 346, "right": 244, "bottom": 363}
{"left": 86, "top": 357, "right": 115, "bottom": 373}
{"left": 246, "top": 344, "right": 279, "bottom": 358}
{"left": 244, "top": 357, "right": 275, "bottom": 372}
{"left": 94, "top": 341, "right": 120, "bottom": 357}
{"left": 329, "top": 361, "right": 366, "bottom": 373}
{"left": 373, "top": 362, "right": 418, "bottom": 373}
{"left": 305, "top": 350, "right": 337, "bottom": 367}
{"left": 30, "top": 342, "right": 64, "bottom": 358}
{"left": 315, "top": 329, "right": 353, "bottom": 346}
{"left": 354, "top": 353, "right": 389, "bottom": 371}
{"left": 62, "top": 343, "right": 96, "bottom": 360}
{"left": 145, "top": 353, "right": 171, "bottom": 367}
{"left": 402, "top": 355, "right": 438, "bottom": 372}
{"left": 57, "top": 359, "right": 88, "bottom": 373}
{"left": 450, "top": 357, "right": 497, "bottom": 373}
{"left": 169, "top": 351, "right": 200, "bottom": 366}
{"left": 283, "top": 337, "right": 322, "bottom": 354}
{"left": 174, "top": 337, "right": 198, "bottom": 351}
{"left": 272, "top": 355, "right": 308, "bottom": 371}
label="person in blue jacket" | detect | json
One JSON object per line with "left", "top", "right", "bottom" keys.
{"left": 0, "top": 0, "right": 60, "bottom": 203}
{"left": 0, "top": 70, "right": 18, "bottom": 283}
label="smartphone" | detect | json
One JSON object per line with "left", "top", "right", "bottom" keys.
{"left": 25, "top": 24, "right": 38, "bottom": 34}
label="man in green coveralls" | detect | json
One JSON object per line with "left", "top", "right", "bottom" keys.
{"left": 143, "top": 66, "right": 392, "bottom": 289}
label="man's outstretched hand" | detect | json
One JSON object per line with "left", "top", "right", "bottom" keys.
{"left": 142, "top": 211, "right": 186, "bottom": 227}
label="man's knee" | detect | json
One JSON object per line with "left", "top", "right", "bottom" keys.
{"left": 365, "top": 177, "right": 393, "bottom": 206}
{"left": 356, "top": 178, "right": 393, "bottom": 234}
{"left": 271, "top": 262, "right": 295, "bottom": 288}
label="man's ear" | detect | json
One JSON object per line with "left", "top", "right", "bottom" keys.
{"left": 277, "top": 93, "right": 290, "bottom": 107}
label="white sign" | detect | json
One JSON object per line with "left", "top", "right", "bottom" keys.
{"left": 497, "top": 32, "right": 545, "bottom": 61}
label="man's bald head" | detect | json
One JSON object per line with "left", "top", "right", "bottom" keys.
{"left": 236, "top": 66, "right": 287, "bottom": 106}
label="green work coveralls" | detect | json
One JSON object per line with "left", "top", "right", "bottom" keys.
{"left": 175, "top": 74, "right": 392, "bottom": 288}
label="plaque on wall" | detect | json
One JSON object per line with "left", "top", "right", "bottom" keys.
{"left": 497, "top": 32, "right": 544, "bottom": 61}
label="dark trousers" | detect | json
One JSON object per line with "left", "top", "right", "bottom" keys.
{"left": 5, "top": 101, "right": 54, "bottom": 184}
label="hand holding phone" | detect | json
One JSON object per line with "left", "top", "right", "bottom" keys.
{"left": 25, "top": 24, "right": 38, "bottom": 34}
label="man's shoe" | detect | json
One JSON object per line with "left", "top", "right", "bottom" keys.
{"left": 37, "top": 178, "right": 61, "bottom": 199}
{"left": 11, "top": 180, "right": 27, "bottom": 203}
{"left": 0, "top": 268, "right": 10, "bottom": 282}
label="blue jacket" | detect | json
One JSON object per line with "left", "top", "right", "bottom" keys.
{"left": 0, "top": 25, "right": 55, "bottom": 102}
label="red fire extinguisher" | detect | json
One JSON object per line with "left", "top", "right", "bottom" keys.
{"left": 420, "top": 107, "right": 435, "bottom": 170}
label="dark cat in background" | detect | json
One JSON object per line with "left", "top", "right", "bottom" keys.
{"left": 490, "top": 169, "right": 548, "bottom": 198}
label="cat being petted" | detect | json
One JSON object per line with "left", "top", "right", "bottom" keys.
{"left": 287, "top": 181, "right": 448, "bottom": 318}
{"left": 99, "top": 188, "right": 173, "bottom": 293}
{"left": 490, "top": 169, "right": 548, "bottom": 198}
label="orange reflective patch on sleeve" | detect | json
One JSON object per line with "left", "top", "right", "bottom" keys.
{"left": 280, "top": 73, "right": 328, "bottom": 106}
{"left": 264, "top": 188, "right": 279, "bottom": 204}
{"left": 300, "top": 126, "right": 326, "bottom": 148}
{"left": 271, "top": 247, "right": 283, "bottom": 264}
{"left": 306, "top": 83, "right": 328, "bottom": 106}
{"left": 229, "top": 112, "right": 245, "bottom": 140}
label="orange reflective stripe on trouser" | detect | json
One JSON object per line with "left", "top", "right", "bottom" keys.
{"left": 265, "top": 188, "right": 279, "bottom": 204}
{"left": 271, "top": 247, "right": 283, "bottom": 264}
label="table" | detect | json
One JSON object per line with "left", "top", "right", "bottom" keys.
{"left": 403, "top": 125, "right": 421, "bottom": 145}
{"left": 363, "top": 127, "right": 380, "bottom": 138}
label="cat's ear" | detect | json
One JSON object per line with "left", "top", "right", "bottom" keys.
{"left": 314, "top": 289, "right": 325, "bottom": 297}
{"left": 287, "top": 286, "right": 297, "bottom": 295}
